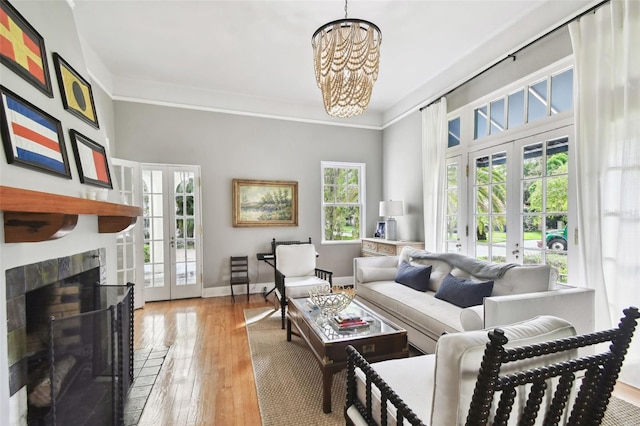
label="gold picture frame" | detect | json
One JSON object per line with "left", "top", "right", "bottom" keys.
{"left": 232, "top": 179, "right": 298, "bottom": 227}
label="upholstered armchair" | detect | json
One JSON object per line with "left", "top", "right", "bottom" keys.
{"left": 274, "top": 243, "right": 333, "bottom": 329}
{"left": 345, "top": 307, "right": 639, "bottom": 426}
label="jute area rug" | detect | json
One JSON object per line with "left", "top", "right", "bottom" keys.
{"left": 245, "top": 307, "right": 345, "bottom": 426}
{"left": 245, "top": 307, "right": 640, "bottom": 426}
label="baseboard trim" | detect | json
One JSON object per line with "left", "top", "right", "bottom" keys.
{"left": 202, "top": 275, "right": 354, "bottom": 298}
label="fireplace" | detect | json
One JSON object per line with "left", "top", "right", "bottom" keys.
{"left": 6, "top": 250, "right": 134, "bottom": 426}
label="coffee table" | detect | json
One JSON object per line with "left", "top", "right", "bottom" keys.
{"left": 286, "top": 297, "right": 408, "bottom": 413}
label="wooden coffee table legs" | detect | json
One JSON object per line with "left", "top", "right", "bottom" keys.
{"left": 322, "top": 370, "right": 334, "bottom": 413}
{"left": 287, "top": 317, "right": 336, "bottom": 413}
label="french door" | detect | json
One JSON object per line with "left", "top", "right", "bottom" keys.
{"left": 112, "top": 158, "right": 145, "bottom": 309}
{"left": 142, "top": 164, "right": 203, "bottom": 301}
{"left": 468, "top": 145, "right": 517, "bottom": 263}
{"left": 464, "top": 125, "right": 575, "bottom": 282}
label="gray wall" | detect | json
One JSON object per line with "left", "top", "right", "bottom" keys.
{"left": 380, "top": 27, "right": 574, "bottom": 246}
{"left": 92, "top": 82, "right": 116, "bottom": 153}
{"left": 381, "top": 111, "right": 424, "bottom": 242}
{"left": 113, "top": 102, "right": 383, "bottom": 288}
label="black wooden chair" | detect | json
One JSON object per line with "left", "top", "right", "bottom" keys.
{"left": 345, "top": 307, "right": 639, "bottom": 426}
{"left": 229, "top": 256, "right": 250, "bottom": 302}
{"left": 271, "top": 238, "right": 332, "bottom": 329}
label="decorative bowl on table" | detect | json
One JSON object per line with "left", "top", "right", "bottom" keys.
{"left": 308, "top": 284, "right": 357, "bottom": 317}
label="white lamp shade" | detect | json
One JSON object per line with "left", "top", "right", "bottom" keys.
{"left": 379, "top": 200, "right": 403, "bottom": 217}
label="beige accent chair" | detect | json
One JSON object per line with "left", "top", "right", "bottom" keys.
{"left": 274, "top": 243, "right": 332, "bottom": 328}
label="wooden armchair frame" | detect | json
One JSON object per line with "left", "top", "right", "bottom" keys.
{"left": 345, "top": 306, "right": 639, "bottom": 426}
{"left": 271, "top": 238, "right": 332, "bottom": 329}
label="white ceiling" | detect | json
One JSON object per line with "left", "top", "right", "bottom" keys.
{"left": 72, "top": 0, "right": 596, "bottom": 128}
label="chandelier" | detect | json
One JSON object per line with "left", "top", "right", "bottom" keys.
{"left": 312, "top": 0, "right": 382, "bottom": 118}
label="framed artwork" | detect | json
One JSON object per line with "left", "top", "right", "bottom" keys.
{"left": 374, "top": 221, "right": 386, "bottom": 239}
{"left": 69, "top": 129, "right": 112, "bottom": 188}
{"left": 53, "top": 53, "right": 99, "bottom": 128}
{"left": 0, "top": 0, "right": 53, "bottom": 97}
{"left": 0, "top": 85, "right": 71, "bottom": 178}
{"left": 232, "top": 179, "right": 298, "bottom": 227}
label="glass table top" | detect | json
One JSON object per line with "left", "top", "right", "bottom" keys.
{"left": 289, "top": 297, "right": 404, "bottom": 343}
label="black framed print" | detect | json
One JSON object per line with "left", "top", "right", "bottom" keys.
{"left": 69, "top": 129, "right": 112, "bottom": 188}
{"left": 53, "top": 53, "right": 99, "bottom": 128}
{"left": 0, "top": 0, "right": 53, "bottom": 97}
{"left": 0, "top": 85, "right": 71, "bottom": 178}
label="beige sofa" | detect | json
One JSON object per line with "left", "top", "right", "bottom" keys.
{"left": 354, "top": 246, "right": 595, "bottom": 353}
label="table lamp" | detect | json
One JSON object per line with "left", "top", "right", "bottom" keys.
{"left": 379, "top": 200, "right": 403, "bottom": 241}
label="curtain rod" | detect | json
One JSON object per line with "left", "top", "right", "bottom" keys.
{"left": 419, "top": 0, "right": 610, "bottom": 112}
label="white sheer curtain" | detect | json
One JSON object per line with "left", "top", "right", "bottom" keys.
{"left": 569, "top": 0, "right": 640, "bottom": 387}
{"left": 421, "top": 98, "right": 447, "bottom": 251}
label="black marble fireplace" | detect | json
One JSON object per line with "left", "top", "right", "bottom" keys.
{"left": 5, "top": 249, "right": 134, "bottom": 425}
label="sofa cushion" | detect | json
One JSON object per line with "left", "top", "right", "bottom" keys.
{"left": 431, "top": 315, "right": 577, "bottom": 425}
{"left": 283, "top": 275, "right": 330, "bottom": 299}
{"left": 357, "top": 266, "right": 397, "bottom": 283}
{"left": 275, "top": 244, "right": 316, "bottom": 277}
{"left": 434, "top": 274, "right": 494, "bottom": 308}
{"left": 354, "top": 354, "right": 435, "bottom": 425}
{"left": 489, "top": 264, "right": 552, "bottom": 296}
{"left": 460, "top": 305, "right": 484, "bottom": 331}
{"left": 356, "top": 281, "right": 464, "bottom": 339}
{"left": 395, "top": 261, "right": 432, "bottom": 291}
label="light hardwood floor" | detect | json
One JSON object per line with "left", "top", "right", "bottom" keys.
{"left": 133, "top": 295, "right": 639, "bottom": 425}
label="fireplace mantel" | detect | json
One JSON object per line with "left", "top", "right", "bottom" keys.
{"left": 0, "top": 185, "right": 143, "bottom": 243}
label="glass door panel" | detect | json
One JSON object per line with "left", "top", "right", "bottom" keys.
{"left": 471, "top": 148, "right": 514, "bottom": 262}
{"left": 143, "top": 165, "right": 202, "bottom": 301}
{"left": 519, "top": 130, "right": 573, "bottom": 283}
{"left": 445, "top": 156, "right": 464, "bottom": 253}
{"left": 112, "top": 158, "right": 144, "bottom": 309}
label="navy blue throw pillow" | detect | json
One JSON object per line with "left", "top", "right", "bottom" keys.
{"left": 434, "top": 274, "right": 494, "bottom": 308}
{"left": 395, "top": 261, "right": 432, "bottom": 292}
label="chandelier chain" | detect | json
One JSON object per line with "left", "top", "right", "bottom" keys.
{"left": 344, "top": 0, "right": 348, "bottom": 19}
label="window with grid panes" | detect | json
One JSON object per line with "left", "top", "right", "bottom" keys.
{"left": 321, "top": 161, "right": 365, "bottom": 243}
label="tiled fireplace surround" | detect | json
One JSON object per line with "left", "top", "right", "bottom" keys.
{"left": 5, "top": 248, "right": 107, "bottom": 421}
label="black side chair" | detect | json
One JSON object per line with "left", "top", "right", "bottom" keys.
{"left": 260, "top": 237, "right": 312, "bottom": 300}
{"left": 229, "top": 256, "right": 250, "bottom": 302}
{"left": 271, "top": 238, "right": 332, "bottom": 328}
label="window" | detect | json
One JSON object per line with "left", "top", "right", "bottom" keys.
{"left": 448, "top": 117, "right": 461, "bottom": 147}
{"left": 472, "top": 67, "right": 574, "bottom": 140}
{"left": 321, "top": 161, "right": 365, "bottom": 243}
{"left": 445, "top": 59, "right": 576, "bottom": 282}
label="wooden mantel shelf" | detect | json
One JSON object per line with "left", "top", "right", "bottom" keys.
{"left": 0, "top": 185, "right": 143, "bottom": 243}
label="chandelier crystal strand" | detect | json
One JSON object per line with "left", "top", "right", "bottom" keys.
{"left": 312, "top": 1, "right": 381, "bottom": 118}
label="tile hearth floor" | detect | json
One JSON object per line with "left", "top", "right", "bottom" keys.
{"left": 124, "top": 346, "right": 170, "bottom": 426}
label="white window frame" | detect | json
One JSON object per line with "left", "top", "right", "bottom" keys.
{"left": 320, "top": 161, "right": 366, "bottom": 245}
{"left": 444, "top": 57, "right": 579, "bottom": 284}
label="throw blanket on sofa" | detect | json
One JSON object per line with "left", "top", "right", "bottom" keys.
{"left": 407, "top": 249, "right": 518, "bottom": 280}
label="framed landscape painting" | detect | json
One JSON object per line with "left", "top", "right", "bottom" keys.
{"left": 232, "top": 179, "right": 298, "bottom": 227}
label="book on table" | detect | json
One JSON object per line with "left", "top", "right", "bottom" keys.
{"left": 332, "top": 314, "right": 369, "bottom": 330}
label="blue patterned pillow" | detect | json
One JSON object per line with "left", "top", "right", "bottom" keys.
{"left": 434, "top": 274, "right": 494, "bottom": 308}
{"left": 395, "top": 261, "right": 432, "bottom": 291}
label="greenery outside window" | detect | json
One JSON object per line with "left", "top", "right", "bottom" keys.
{"left": 321, "top": 161, "right": 365, "bottom": 243}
